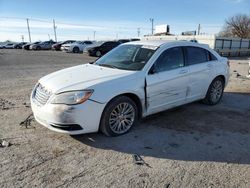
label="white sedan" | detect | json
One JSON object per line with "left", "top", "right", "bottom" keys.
{"left": 61, "top": 41, "right": 93, "bottom": 53}
{"left": 31, "top": 40, "right": 230, "bottom": 136}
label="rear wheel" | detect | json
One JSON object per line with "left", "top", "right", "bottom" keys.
{"left": 73, "top": 47, "right": 79, "bottom": 53}
{"left": 36, "top": 46, "right": 41, "bottom": 50}
{"left": 203, "top": 77, "right": 224, "bottom": 105}
{"left": 100, "top": 96, "right": 138, "bottom": 137}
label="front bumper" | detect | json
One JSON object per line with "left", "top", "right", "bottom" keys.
{"left": 31, "top": 97, "right": 106, "bottom": 135}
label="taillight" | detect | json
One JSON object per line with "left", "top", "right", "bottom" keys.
{"left": 227, "top": 60, "right": 230, "bottom": 67}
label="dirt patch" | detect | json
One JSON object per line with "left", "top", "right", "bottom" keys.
{"left": 0, "top": 98, "right": 15, "bottom": 110}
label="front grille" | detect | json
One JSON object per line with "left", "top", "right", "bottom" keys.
{"left": 33, "top": 84, "right": 52, "bottom": 106}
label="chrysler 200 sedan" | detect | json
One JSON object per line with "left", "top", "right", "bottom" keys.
{"left": 31, "top": 40, "right": 230, "bottom": 136}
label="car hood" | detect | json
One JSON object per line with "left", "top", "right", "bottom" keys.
{"left": 39, "top": 64, "right": 134, "bottom": 93}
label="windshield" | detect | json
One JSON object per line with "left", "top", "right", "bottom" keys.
{"left": 94, "top": 44, "right": 157, "bottom": 71}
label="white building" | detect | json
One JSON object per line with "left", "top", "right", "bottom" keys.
{"left": 142, "top": 35, "right": 250, "bottom": 57}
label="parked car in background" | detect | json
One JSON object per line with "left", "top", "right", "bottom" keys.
{"left": 118, "top": 38, "right": 140, "bottom": 43}
{"left": 85, "top": 41, "right": 121, "bottom": 57}
{"left": 61, "top": 41, "right": 93, "bottom": 53}
{"left": 118, "top": 39, "right": 130, "bottom": 43}
{"left": 14, "top": 42, "right": 27, "bottom": 49}
{"left": 30, "top": 40, "right": 229, "bottom": 136}
{"left": 130, "top": 38, "right": 140, "bottom": 41}
{"left": 2, "top": 43, "right": 15, "bottom": 49}
{"left": 52, "top": 40, "right": 76, "bottom": 51}
{"left": 30, "top": 40, "right": 55, "bottom": 50}
{"left": 22, "top": 41, "right": 40, "bottom": 50}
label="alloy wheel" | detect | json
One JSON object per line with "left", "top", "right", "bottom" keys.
{"left": 210, "top": 80, "right": 223, "bottom": 103}
{"left": 109, "top": 102, "right": 135, "bottom": 134}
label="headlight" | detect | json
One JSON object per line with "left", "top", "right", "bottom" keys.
{"left": 50, "top": 90, "right": 93, "bottom": 105}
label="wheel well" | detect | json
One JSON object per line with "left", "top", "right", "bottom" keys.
{"left": 113, "top": 93, "right": 143, "bottom": 119}
{"left": 204, "top": 75, "right": 226, "bottom": 97}
{"left": 215, "top": 75, "right": 225, "bottom": 85}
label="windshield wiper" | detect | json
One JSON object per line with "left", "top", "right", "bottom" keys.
{"left": 99, "top": 64, "right": 118, "bottom": 69}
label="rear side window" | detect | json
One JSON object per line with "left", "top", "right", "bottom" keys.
{"left": 155, "top": 47, "right": 184, "bottom": 72}
{"left": 209, "top": 52, "right": 217, "bottom": 61}
{"left": 186, "top": 47, "right": 208, "bottom": 65}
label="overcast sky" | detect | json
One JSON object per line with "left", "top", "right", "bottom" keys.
{"left": 0, "top": 0, "right": 249, "bottom": 42}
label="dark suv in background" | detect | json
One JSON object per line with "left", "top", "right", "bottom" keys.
{"left": 86, "top": 41, "right": 121, "bottom": 57}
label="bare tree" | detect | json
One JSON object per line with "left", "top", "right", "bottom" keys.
{"left": 219, "top": 14, "right": 250, "bottom": 38}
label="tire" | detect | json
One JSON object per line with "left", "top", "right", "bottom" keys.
{"left": 36, "top": 46, "right": 41, "bottom": 50}
{"left": 95, "top": 50, "right": 101, "bottom": 57}
{"left": 73, "top": 47, "right": 79, "bottom": 53}
{"left": 203, "top": 77, "right": 224, "bottom": 105}
{"left": 100, "top": 96, "right": 138, "bottom": 137}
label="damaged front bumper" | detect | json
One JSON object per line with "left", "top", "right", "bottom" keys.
{"left": 31, "top": 98, "right": 106, "bottom": 135}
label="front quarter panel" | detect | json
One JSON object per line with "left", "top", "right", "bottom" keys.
{"left": 89, "top": 72, "right": 145, "bottom": 106}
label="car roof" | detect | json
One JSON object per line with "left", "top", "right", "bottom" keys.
{"left": 127, "top": 40, "right": 208, "bottom": 49}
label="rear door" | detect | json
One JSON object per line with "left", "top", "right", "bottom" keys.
{"left": 184, "top": 46, "right": 215, "bottom": 102}
{"left": 146, "top": 47, "right": 189, "bottom": 115}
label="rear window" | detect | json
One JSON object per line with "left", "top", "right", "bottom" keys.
{"left": 209, "top": 52, "right": 217, "bottom": 61}
{"left": 186, "top": 46, "right": 208, "bottom": 65}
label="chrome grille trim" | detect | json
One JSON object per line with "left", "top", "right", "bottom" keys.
{"left": 33, "top": 84, "right": 52, "bottom": 106}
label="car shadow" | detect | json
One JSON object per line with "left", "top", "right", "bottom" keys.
{"left": 72, "top": 92, "right": 250, "bottom": 164}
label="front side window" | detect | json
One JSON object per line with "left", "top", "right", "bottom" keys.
{"left": 186, "top": 46, "right": 208, "bottom": 65}
{"left": 154, "top": 47, "right": 184, "bottom": 73}
{"left": 94, "top": 44, "right": 156, "bottom": 71}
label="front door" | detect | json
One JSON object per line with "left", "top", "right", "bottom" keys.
{"left": 146, "top": 47, "right": 189, "bottom": 115}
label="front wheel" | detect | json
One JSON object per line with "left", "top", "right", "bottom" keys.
{"left": 100, "top": 96, "right": 138, "bottom": 137}
{"left": 73, "top": 47, "right": 80, "bottom": 53}
{"left": 203, "top": 77, "right": 224, "bottom": 105}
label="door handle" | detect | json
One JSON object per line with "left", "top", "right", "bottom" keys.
{"left": 179, "top": 69, "right": 188, "bottom": 74}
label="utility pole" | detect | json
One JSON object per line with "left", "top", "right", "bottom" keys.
{"left": 48, "top": 34, "right": 50, "bottom": 40}
{"left": 93, "top": 31, "right": 96, "bottom": 40}
{"left": 26, "top": 18, "right": 31, "bottom": 42}
{"left": 53, "top": 19, "right": 57, "bottom": 42}
{"left": 197, "top": 24, "right": 201, "bottom": 35}
{"left": 149, "top": 18, "right": 154, "bottom": 35}
{"left": 137, "top": 28, "right": 140, "bottom": 37}
{"left": 21, "top": 35, "right": 24, "bottom": 42}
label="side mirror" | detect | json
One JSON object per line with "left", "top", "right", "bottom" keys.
{"left": 149, "top": 64, "right": 157, "bottom": 75}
